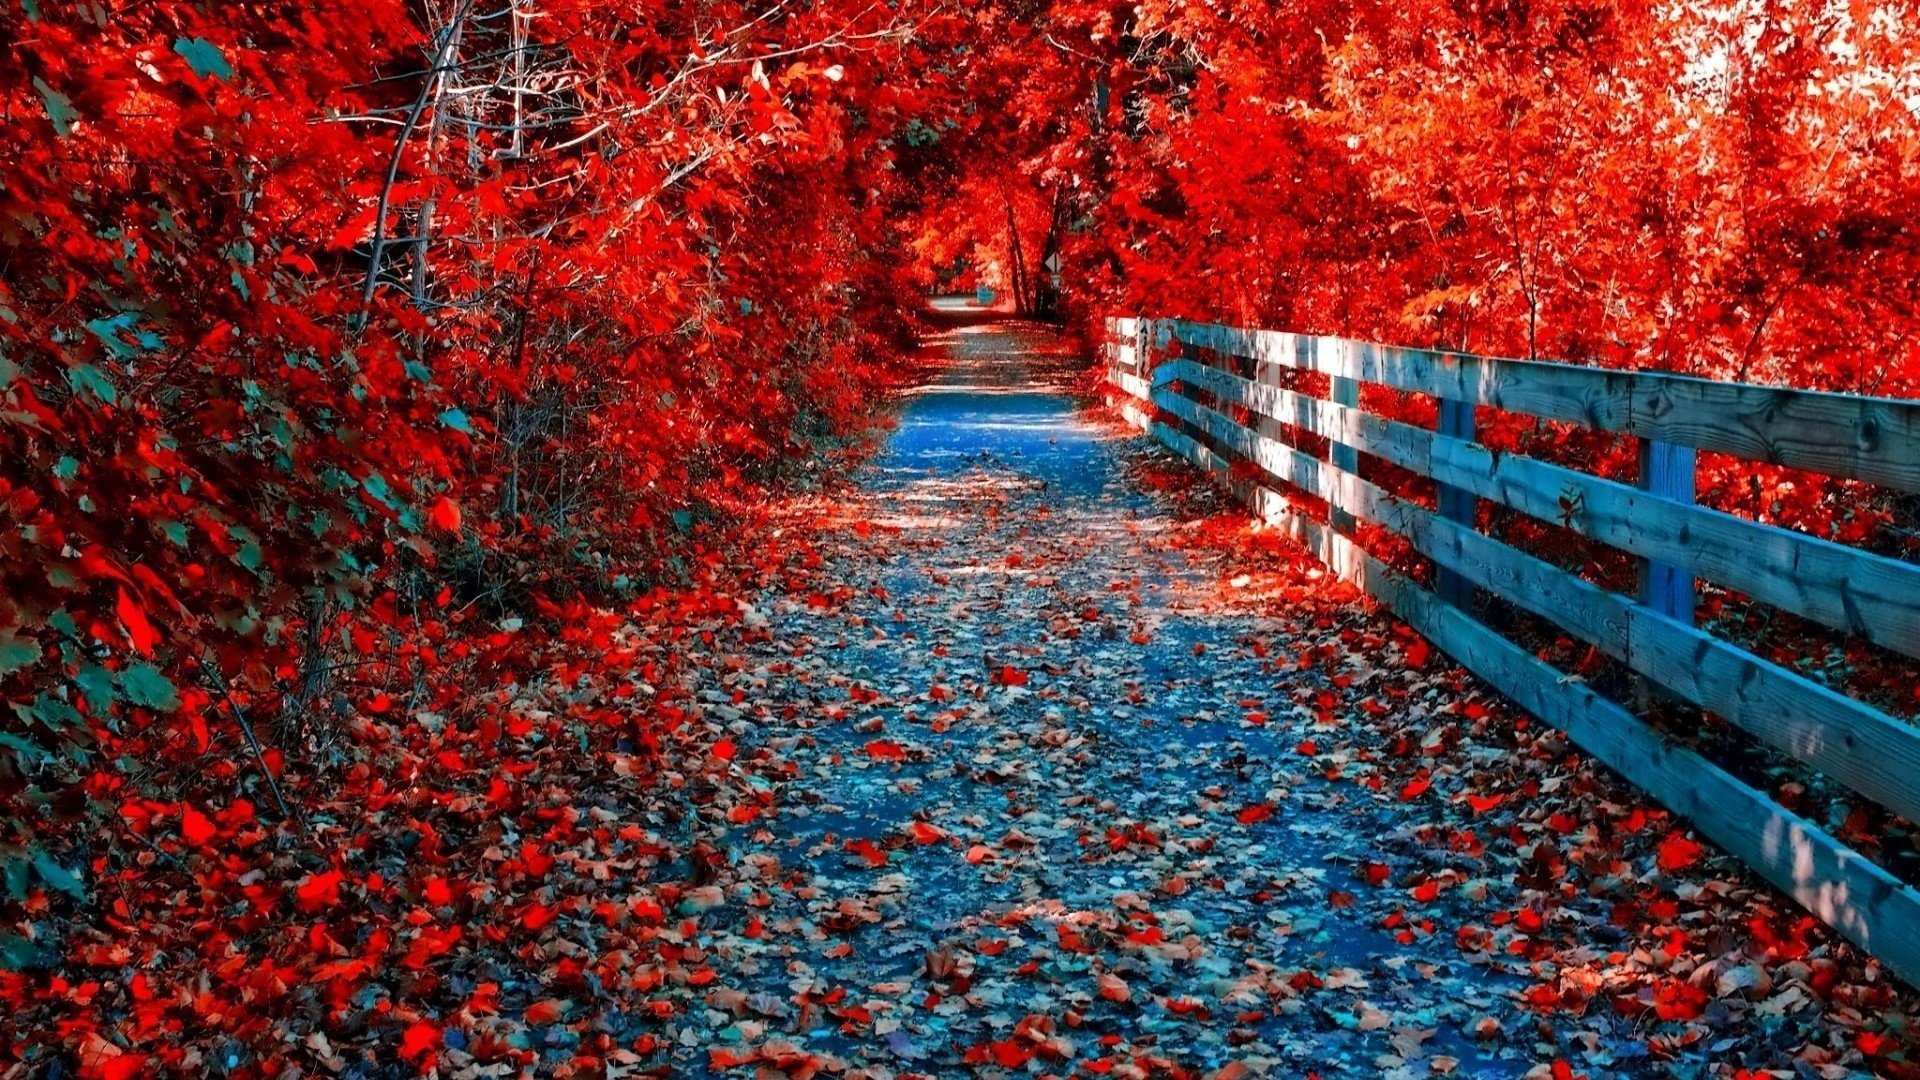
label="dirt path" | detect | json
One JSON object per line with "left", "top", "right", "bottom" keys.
{"left": 668, "top": 306, "right": 1896, "bottom": 1078}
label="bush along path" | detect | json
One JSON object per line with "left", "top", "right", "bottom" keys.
{"left": 666, "top": 305, "right": 1920, "bottom": 1079}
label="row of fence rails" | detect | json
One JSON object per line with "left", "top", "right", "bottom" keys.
{"left": 1103, "top": 315, "right": 1920, "bottom": 986}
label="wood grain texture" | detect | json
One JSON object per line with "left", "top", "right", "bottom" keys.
{"left": 1637, "top": 438, "right": 1696, "bottom": 623}
{"left": 1434, "top": 398, "right": 1477, "bottom": 608}
{"left": 1154, "top": 357, "right": 1920, "bottom": 661}
{"left": 1168, "top": 320, "right": 1920, "bottom": 493}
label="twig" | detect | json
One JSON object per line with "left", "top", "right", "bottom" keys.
{"left": 192, "top": 651, "right": 310, "bottom": 838}
{"left": 124, "top": 829, "right": 186, "bottom": 871}
{"left": 364, "top": 0, "right": 475, "bottom": 304}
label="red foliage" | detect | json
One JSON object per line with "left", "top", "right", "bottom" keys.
{"left": 6, "top": 0, "right": 1920, "bottom": 1072}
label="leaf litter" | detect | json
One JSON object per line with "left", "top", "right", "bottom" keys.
{"left": 655, "top": 311, "right": 1920, "bottom": 1078}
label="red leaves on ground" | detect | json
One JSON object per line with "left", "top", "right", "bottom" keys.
{"left": 398, "top": 1021, "right": 440, "bottom": 1064}
{"left": 1235, "top": 803, "right": 1275, "bottom": 825}
{"left": 1402, "top": 637, "right": 1431, "bottom": 668}
{"left": 294, "top": 869, "right": 346, "bottom": 912}
{"left": 1465, "top": 793, "right": 1505, "bottom": 814}
{"left": 864, "top": 739, "right": 906, "bottom": 761}
{"left": 907, "top": 821, "right": 949, "bottom": 845}
{"left": 178, "top": 807, "right": 216, "bottom": 845}
{"left": 1656, "top": 831, "right": 1705, "bottom": 872}
{"left": 994, "top": 665, "right": 1031, "bottom": 687}
{"left": 847, "top": 838, "right": 889, "bottom": 868}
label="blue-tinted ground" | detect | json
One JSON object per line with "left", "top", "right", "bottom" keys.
{"left": 661, "top": 303, "right": 1861, "bottom": 1078}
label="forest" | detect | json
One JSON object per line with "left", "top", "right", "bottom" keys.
{"left": 5, "top": 0, "right": 1920, "bottom": 1075}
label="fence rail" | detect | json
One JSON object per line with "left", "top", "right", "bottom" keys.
{"left": 1104, "top": 316, "right": 1920, "bottom": 985}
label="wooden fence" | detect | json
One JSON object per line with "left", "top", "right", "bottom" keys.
{"left": 1104, "top": 316, "right": 1920, "bottom": 985}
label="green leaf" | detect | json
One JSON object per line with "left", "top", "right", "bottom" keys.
{"left": 31, "top": 77, "right": 76, "bottom": 137}
{"left": 31, "top": 852, "right": 85, "bottom": 901}
{"left": 173, "top": 37, "right": 234, "bottom": 80}
{"left": 17, "top": 693, "right": 80, "bottom": 732}
{"left": 2, "top": 857, "right": 27, "bottom": 901}
{"left": 67, "top": 364, "right": 118, "bottom": 406}
{"left": 85, "top": 312, "right": 144, "bottom": 359}
{"left": 74, "top": 664, "right": 116, "bottom": 713}
{"left": 0, "top": 633, "right": 40, "bottom": 676}
{"left": 0, "top": 931, "right": 48, "bottom": 972}
{"left": 118, "top": 664, "right": 180, "bottom": 711}
{"left": 438, "top": 408, "right": 472, "bottom": 433}
{"left": 0, "top": 733, "right": 49, "bottom": 770}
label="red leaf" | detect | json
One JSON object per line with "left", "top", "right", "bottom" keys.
{"left": 907, "top": 821, "right": 948, "bottom": 845}
{"left": 1404, "top": 637, "right": 1431, "bottom": 667}
{"left": 429, "top": 496, "right": 462, "bottom": 532}
{"left": 1399, "top": 774, "right": 1432, "bottom": 801}
{"left": 712, "top": 738, "right": 737, "bottom": 761}
{"left": 180, "top": 806, "right": 216, "bottom": 845}
{"left": 92, "top": 1055, "right": 148, "bottom": 1080}
{"left": 1236, "top": 803, "right": 1275, "bottom": 825}
{"left": 295, "top": 869, "right": 345, "bottom": 912}
{"left": 847, "top": 838, "right": 889, "bottom": 867}
{"left": 864, "top": 739, "right": 905, "bottom": 761}
{"left": 116, "top": 587, "right": 158, "bottom": 656}
{"left": 399, "top": 1021, "right": 440, "bottom": 1063}
{"left": 995, "top": 665, "right": 1029, "bottom": 687}
{"left": 1656, "top": 831, "right": 1704, "bottom": 872}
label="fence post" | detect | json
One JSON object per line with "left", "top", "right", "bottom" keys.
{"left": 1435, "top": 398, "right": 1478, "bottom": 607}
{"left": 1637, "top": 437, "right": 1696, "bottom": 622}
{"left": 1328, "top": 343, "right": 1360, "bottom": 534}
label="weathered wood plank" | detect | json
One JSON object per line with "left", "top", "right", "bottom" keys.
{"left": 1637, "top": 439, "right": 1696, "bottom": 623}
{"left": 1159, "top": 378, "right": 1920, "bottom": 825}
{"left": 1435, "top": 398, "right": 1477, "bottom": 608}
{"left": 1330, "top": 363, "right": 1360, "bottom": 535}
{"left": 1169, "top": 320, "right": 1920, "bottom": 494}
{"left": 1155, "top": 358, "right": 1920, "bottom": 661}
{"left": 1375, "top": 480, "right": 1920, "bottom": 827}
{"left": 1108, "top": 367, "right": 1150, "bottom": 403}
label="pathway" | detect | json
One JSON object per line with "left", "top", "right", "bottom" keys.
{"left": 671, "top": 305, "right": 1881, "bottom": 1078}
